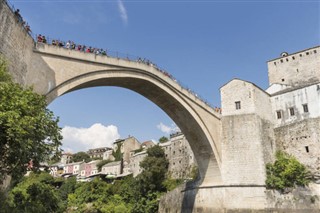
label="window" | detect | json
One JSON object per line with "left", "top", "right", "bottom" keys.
{"left": 289, "top": 107, "right": 295, "bottom": 116}
{"left": 306, "top": 52, "right": 309, "bottom": 55}
{"left": 280, "top": 59, "right": 283, "bottom": 63}
{"left": 303, "top": 104, "right": 309, "bottom": 113}
{"left": 276, "top": 111, "right": 282, "bottom": 119}
{"left": 314, "top": 50, "right": 317, "bottom": 54}
{"left": 292, "top": 56, "right": 295, "bottom": 60}
{"left": 305, "top": 146, "right": 309, "bottom": 153}
{"left": 282, "top": 78, "right": 285, "bottom": 82}
{"left": 235, "top": 101, "right": 241, "bottom": 110}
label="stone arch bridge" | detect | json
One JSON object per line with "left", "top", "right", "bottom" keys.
{"left": 36, "top": 43, "right": 223, "bottom": 188}
{"left": 25, "top": 43, "right": 222, "bottom": 186}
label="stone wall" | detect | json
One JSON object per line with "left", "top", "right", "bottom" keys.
{"left": 161, "top": 133, "right": 196, "bottom": 179}
{"left": 274, "top": 117, "right": 320, "bottom": 175}
{"left": 221, "top": 114, "right": 274, "bottom": 186}
{"left": 268, "top": 46, "right": 320, "bottom": 87}
{"left": 159, "top": 184, "right": 320, "bottom": 212}
{"left": 266, "top": 183, "right": 320, "bottom": 211}
{"left": 0, "top": 0, "right": 55, "bottom": 94}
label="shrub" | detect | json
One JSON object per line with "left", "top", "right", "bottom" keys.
{"left": 266, "top": 151, "right": 310, "bottom": 192}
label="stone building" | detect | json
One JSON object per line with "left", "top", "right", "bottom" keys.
{"left": 160, "top": 132, "right": 196, "bottom": 179}
{"left": 267, "top": 46, "right": 320, "bottom": 175}
{"left": 63, "top": 161, "right": 85, "bottom": 175}
{"left": 220, "top": 46, "right": 320, "bottom": 181}
{"left": 103, "top": 149, "right": 115, "bottom": 161}
{"left": 141, "top": 140, "right": 155, "bottom": 149}
{"left": 113, "top": 136, "right": 141, "bottom": 164}
{"left": 128, "top": 150, "right": 147, "bottom": 177}
{"left": 101, "top": 161, "right": 122, "bottom": 176}
{"left": 82, "top": 160, "right": 101, "bottom": 177}
{"left": 87, "top": 147, "right": 112, "bottom": 159}
{"left": 220, "top": 79, "right": 275, "bottom": 186}
{"left": 128, "top": 133, "right": 196, "bottom": 179}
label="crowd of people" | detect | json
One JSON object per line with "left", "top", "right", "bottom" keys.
{"left": 13, "top": 8, "right": 31, "bottom": 34}
{"left": 37, "top": 35, "right": 108, "bottom": 56}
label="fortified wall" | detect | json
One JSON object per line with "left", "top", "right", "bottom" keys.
{"left": 0, "top": 0, "right": 54, "bottom": 94}
{"left": 268, "top": 48, "right": 320, "bottom": 87}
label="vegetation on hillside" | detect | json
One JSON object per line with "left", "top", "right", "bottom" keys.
{"left": 266, "top": 151, "right": 310, "bottom": 192}
{"left": 2, "top": 145, "right": 184, "bottom": 212}
{"left": 71, "top": 152, "right": 91, "bottom": 163}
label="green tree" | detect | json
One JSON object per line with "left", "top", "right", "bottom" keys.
{"left": 158, "top": 136, "right": 168, "bottom": 143}
{"left": 0, "top": 57, "right": 62, "bottom": 183}
{"left": 137, "top": 145, "right": 169, "bottom": 194}
{"left": 8, "top": 172, "right": 63, "bottom": 213}
{"left": 67, "top": 178, "right": 112, "bottom": 212}
{"left": 112, "top": 142, "right": 123, "bottom": 161}
{"left": 71, "top": 152, "right": 91, "bottom": 163}
{"left": 266, "top": 151, "right": 310, "bottom": 192}
{"left": 131, "top": 192, "right": 162, "bottom": 213}
{"left": 162, "top": 177, "right": 184, "bottom": 191}
{"left": 58, "top": 176, "right": 77, "bottom": 210}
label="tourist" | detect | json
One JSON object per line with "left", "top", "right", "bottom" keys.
{"left": 14, "top": 9, "right": 23, "bottom": 23}
{"left": 71, "top": 42, "right": 76, "bottom": 50}
{"left": 37, "top": 34, "right": 43, "bottom": 43}
{"left": 66, "top": 41, "right": 70, "bottom": 49}
{"left": 25, "top": 24, "right": 31, "bottom": 34}
{"left": 42, "top": 35, "right": 47, "bottom": 44}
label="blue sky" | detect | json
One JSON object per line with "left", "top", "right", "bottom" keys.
{"left": 10, "top": 0, "right": 319, "bottom": 152}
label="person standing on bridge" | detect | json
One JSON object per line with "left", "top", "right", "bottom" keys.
{"left": 14, "top": 9, "right": 23, "bottom": 23}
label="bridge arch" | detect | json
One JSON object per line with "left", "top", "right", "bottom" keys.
{"left": 37, "top": 44, "right": 222, "bottom": 186}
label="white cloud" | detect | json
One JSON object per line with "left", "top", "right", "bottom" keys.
{"left": 157, "top": 122, "right": 180, "bottom": 134}
{"left": 61, "top": 123, "right": 120, "bottom": 153}
{"left": 117, "top": 0, "right": 128, "bottom": 25}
